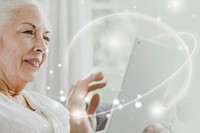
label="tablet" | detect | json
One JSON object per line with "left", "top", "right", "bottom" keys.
{"left": 104, "top": 37, "right": 180, "bottom": 133}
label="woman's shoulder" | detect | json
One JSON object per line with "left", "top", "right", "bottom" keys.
{"left": 23, "top": 90, "right": 70, "bottom": 128}
{"left": 24, "top": 90, "right": 65, "bottom": 109}
{"left": 23, "top": 90, "right": 69, "bottom": 116}
{"left": 25, "top": 91, "right": 60, "bottom": 104}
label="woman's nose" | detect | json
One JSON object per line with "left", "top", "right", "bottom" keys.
{"left": 33, "top": 37, "right": 48, "bottom": 53}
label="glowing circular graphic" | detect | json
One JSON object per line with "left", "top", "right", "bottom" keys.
{"left": 65, "top": 13, "right": 196, "bottom": 117}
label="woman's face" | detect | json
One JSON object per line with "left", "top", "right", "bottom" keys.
{"left": 0, "top": 5, "right": 51, "bottom": 86}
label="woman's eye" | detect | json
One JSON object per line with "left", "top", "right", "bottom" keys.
{"left": 43, "top": 36, "right": 50, "bottom": 42}
{"left": 23, "top": 30, "right": 34, "bottom": 35}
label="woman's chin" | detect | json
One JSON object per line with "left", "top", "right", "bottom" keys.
{"left": 22, "top": 73, "right": 37, "bottom": 83}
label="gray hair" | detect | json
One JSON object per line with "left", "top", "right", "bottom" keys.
{"left": 0, "top": 0, "right": 48, "bottom": 36}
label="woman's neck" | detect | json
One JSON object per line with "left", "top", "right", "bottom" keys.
{"left": 0, "top": 77, "right": 23, "bottom": 97}
{"left": 0, "top": 78, "right": 34, "bottom": 111}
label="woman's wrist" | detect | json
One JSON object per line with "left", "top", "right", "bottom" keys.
{"left": 70, "top": 116, "right": 93, "bottom": 133}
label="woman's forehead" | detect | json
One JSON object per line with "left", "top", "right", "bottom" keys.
{"left": 14, "top": 5, "right": 51, "bottom": 31}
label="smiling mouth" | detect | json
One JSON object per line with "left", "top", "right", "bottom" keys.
{"left": 24, "top": 59, "right": 40, "bottom": 68}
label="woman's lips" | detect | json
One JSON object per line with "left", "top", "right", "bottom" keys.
{"left": 24, "top": 58, "right": 41, "bottom": 68}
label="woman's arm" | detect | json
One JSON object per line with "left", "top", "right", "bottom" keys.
{"left": 67, "top": 72, "right": 106, "bottom": 133}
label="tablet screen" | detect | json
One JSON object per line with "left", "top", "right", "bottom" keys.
{"left": 105, "top": 37, "right": 181, "bottom": 133}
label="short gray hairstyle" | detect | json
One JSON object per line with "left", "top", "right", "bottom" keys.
{"left": 0, "top": 0, "right": 48, "bottom": 36}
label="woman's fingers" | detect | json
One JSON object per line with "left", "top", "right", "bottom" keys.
{"left": 72, "top": 72, "right": 106, "bottom": 98}
{"left": 87, "top": 94, "right": 100, "bottom": 131}
{"left": 87, "top": 94, "right": 100, "bottom": 115}
{"left": 68, "top": 72, "right": 105, "bottom": 111}
{"left": 67, "top": 72, "right": 105, "bottom": 132}
{"left": 84, "top": 72, "right": 104, "bottom": 84}
{"left": 143, "top": 124, "right": 161, "bottom": 133}
{"left": 73, "top": 82, "right": 106, "bottom": 101}
{"left": 143, "top": 123, "right": 169, "bottom": 133}
{"left": 88, "top": 82, "right": 106, "bottom": 93}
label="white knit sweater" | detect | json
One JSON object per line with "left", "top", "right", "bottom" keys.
{"left": 0, "top": 90, "right": 70, "bottom": 133}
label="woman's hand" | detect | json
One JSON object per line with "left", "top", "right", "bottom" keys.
{"left": 143, "top": 123, "right": 170, "bottom": 133}
{"left": 67, "top": 72, "right": 106, "bottom": 133}
{"left": 143, "top": 105, "right": 177, "bottom": 133}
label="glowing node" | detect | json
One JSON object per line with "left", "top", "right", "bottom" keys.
{"left": 78, "top": 94, "right": 84, "bottom": 99}
{"left": 106, "top": 114, "right": 111, "bottom": 118}
{"left": 46, "top": 49, "right": 49, "bottom": 53}
{"left": 168, "top": 5, "right": 172, "bottom": 8}
{"left": 192, "top": 14, "right": 196, "bottom": 18}
{"left": 168, "top": 1, "right": 183, "bottom": 11}
{"left": 133, "top": 6, "right": 137, "bottom": 9}
{"left": 124, "top": 9, "right": 128, "bottom": 13}
{"left": 81, "top": 0, "right": 85, "bottom": 4}
{"left": 150, "top": 104, "right": 165, "bottom": 118}
{"left": 58, "top": 64, "right": 62, "bottom": 67}
{"left": 137, "top": 94, "right": 142, "bottom": 99}
{"left": 59, "top": 96, "right": 66, "bottom": 102}
{"left": 59, "top": 90, "right": 64, "bottom": 95}
{"left": 49, "top": 70, "right": 54, "bottom": 74}
{"left": 135, "top": 101, "right": 142, "bottom": 108}
{"left": 118, "top": 104, "right": 123, "bottom": 110}
{"left": 44, "top": 124, "right": 48, "bottom": 128}
{"left": 184, "top": 46, "right": 188, "bottom": 50}
{"left": 173, "top": 1, "right": 178, "bottom": 6}
{"left": 156, "top": 17, "right": 161, "bottom": 21}
{"left": 46, "top": 86, "right": 51, "bottom": 90}
{"left": 84, "top": 96, "right": 90, "bottom": 103}
{"left": 72, "top": 110, "right": 85, "bottom": 119}
{"left": 111, "top": 88, "right": 115, "bottom": 91}
{"left": 53, "top": 102, "right": 60, "bottom": 108}
{"left": 109, "top": 38, "right": 118, "bottom": 47}
{"left": 113, "top": 99, "right": 120, "bottom": 106}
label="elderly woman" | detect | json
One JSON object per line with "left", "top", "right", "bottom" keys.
{"left": 0, "top": 0, "right": 106, "bottom": 133}
{"left": 0, "top": 0, "right": 169, "bottom": 133}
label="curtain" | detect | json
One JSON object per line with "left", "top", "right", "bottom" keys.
{"left": 27, "top": 0, "right": 92, "bottom": 98}
{"left": 27, "top": 0, "right": 70, "bottom": 97}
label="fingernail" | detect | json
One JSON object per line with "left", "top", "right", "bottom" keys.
{"left": 97, "top": 71, "right": 102, "bottom": 75}
{"left": 96, "top": 72, "right": 103, "bottom": 77}
{"left": 146, "top": 126, "right": 154, "bottom": 131}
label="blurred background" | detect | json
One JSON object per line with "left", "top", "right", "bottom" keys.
{"left": 27, "top": 0, "right": 200, "bottom": 126}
